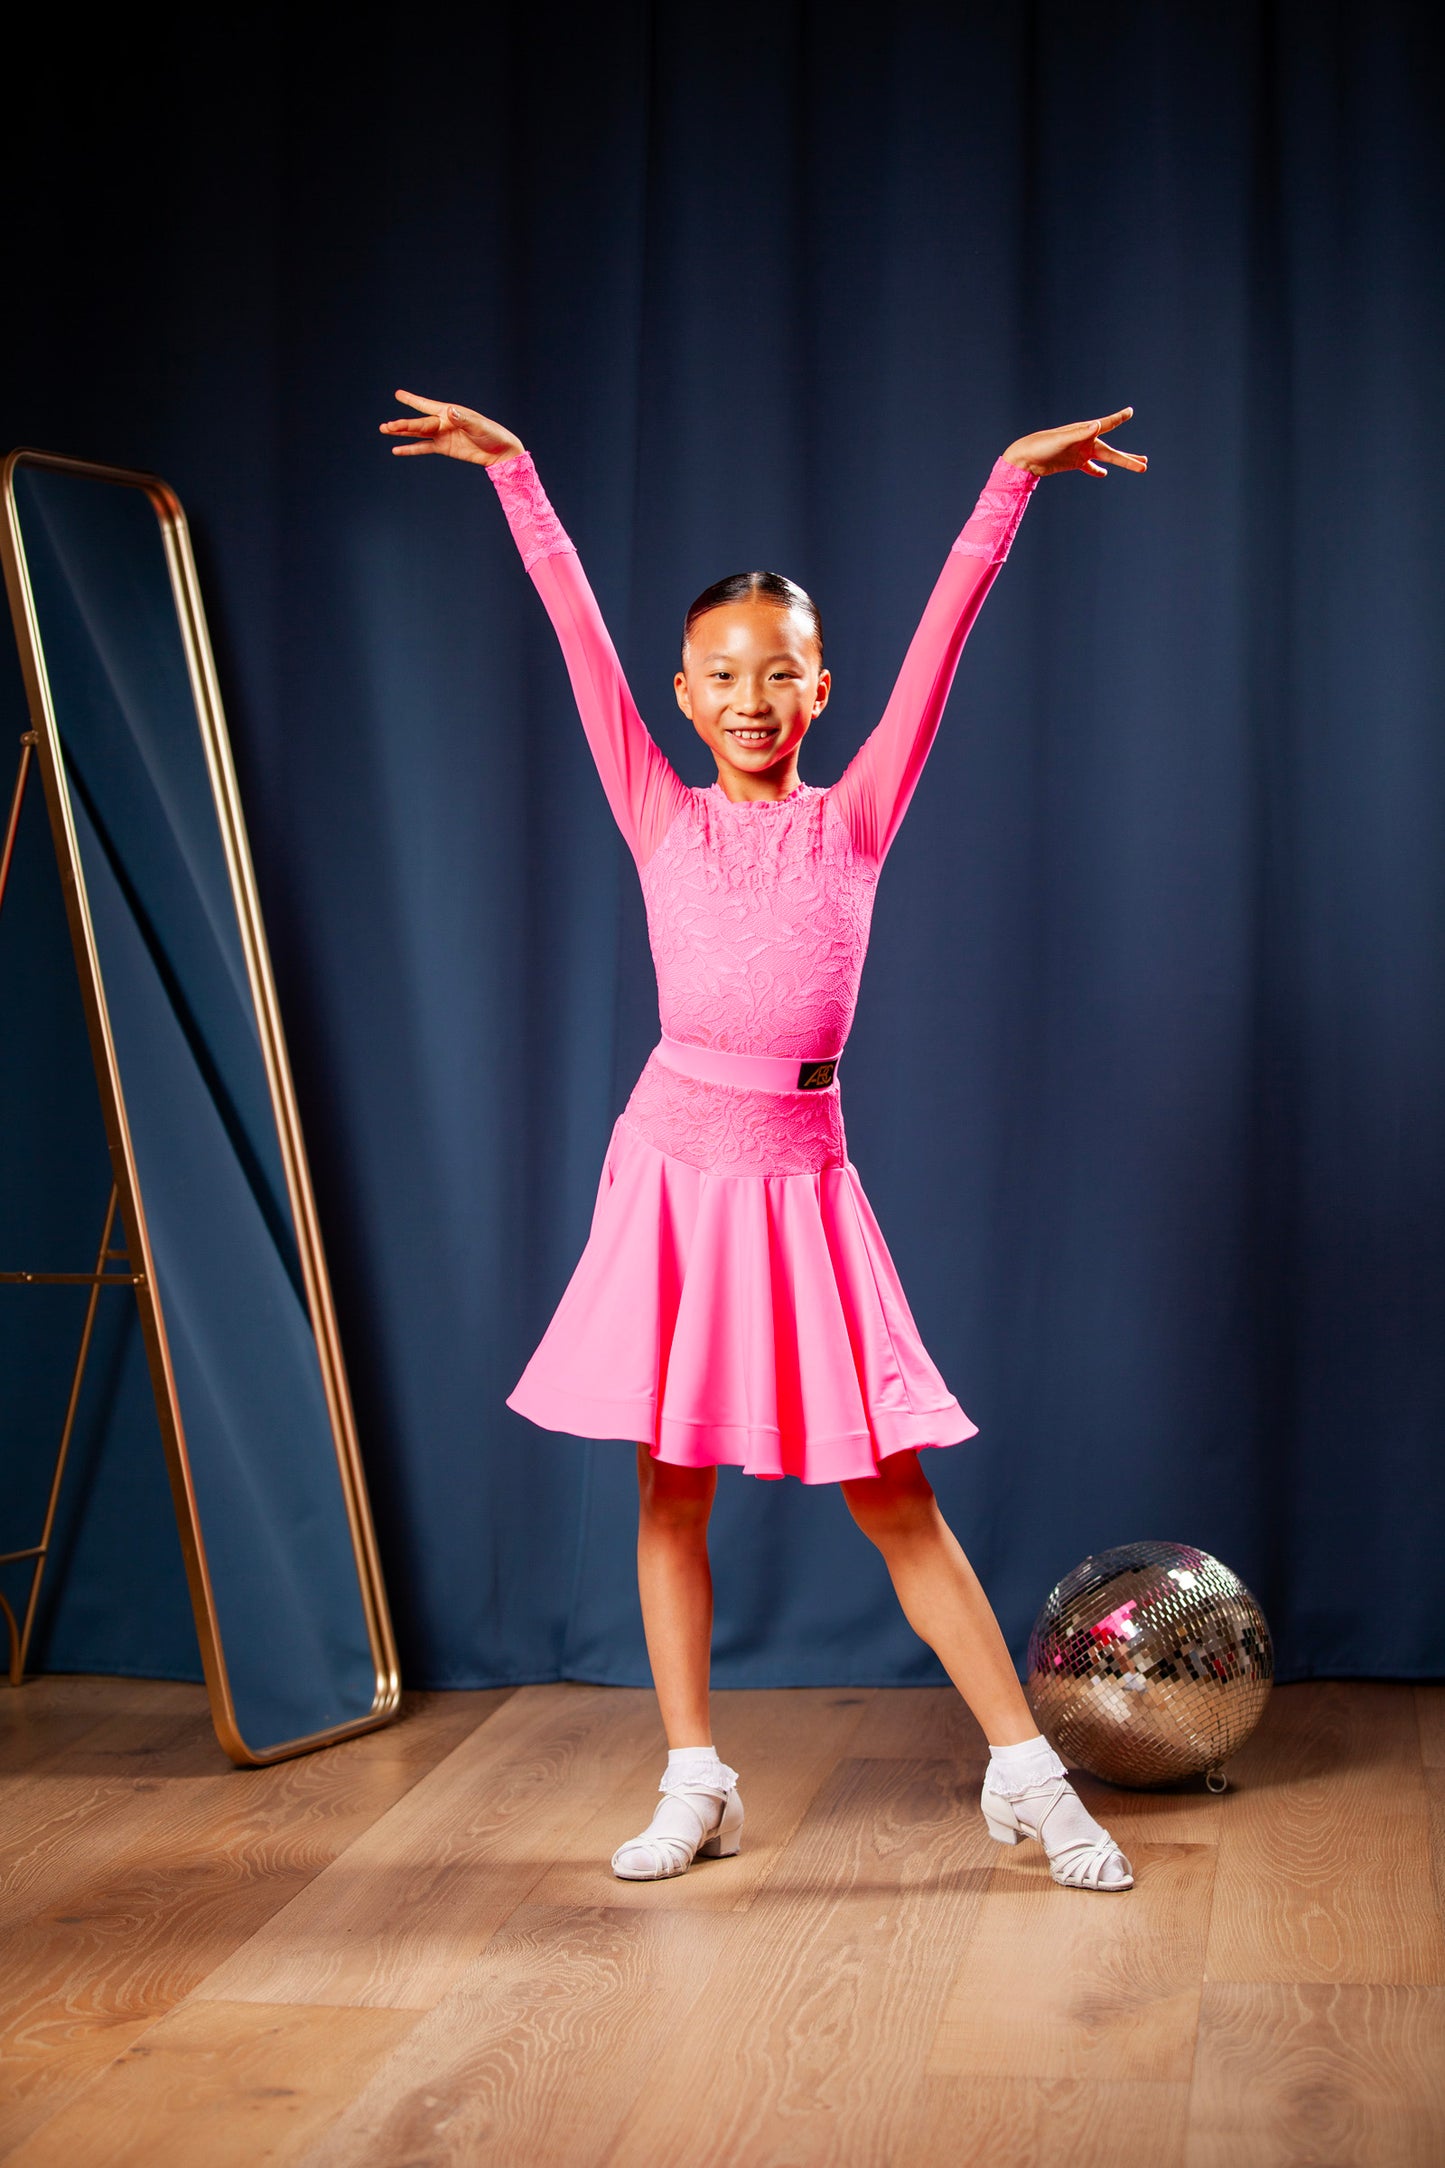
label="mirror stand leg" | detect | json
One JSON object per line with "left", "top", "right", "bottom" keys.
{"left": 1, "top": 1184, "right": 123, "bottom": 1686}
{"left": 1, "top": 1591, "right": 21, "bottom": 1687}
{"left": 0, "top": 731, "right": 37, "bottom": 916}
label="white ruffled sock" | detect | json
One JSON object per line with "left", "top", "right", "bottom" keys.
{"left": 985, "top": 1732, "right": 1069, "bottom": 1798}
{"left": 985, "top": 1733, "right": 1129, "bottom": 1887}
{"left": 666, "top": 1743, "right": 723, "bottom": 1775}
{"left": 661, "top": 1743, "right": 732, "bottom": 1828}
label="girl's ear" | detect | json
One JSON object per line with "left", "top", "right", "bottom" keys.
{"left": 812, "top": 666, "right": 832, "bottom": 717}
{"left": 673, "top": 668, "right": 693, "bottom": 718}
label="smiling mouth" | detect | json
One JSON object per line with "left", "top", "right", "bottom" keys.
{"left": 726, "top": 727, "right": 777, "bottom": 744}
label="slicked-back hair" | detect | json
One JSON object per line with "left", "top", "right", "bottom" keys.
{"left": 681, "top": 570, "right": 824, "bottom": 666}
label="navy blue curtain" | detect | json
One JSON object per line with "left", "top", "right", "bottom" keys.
{"left": 3, "top": 0, "right": 1441, "bottom": 1688}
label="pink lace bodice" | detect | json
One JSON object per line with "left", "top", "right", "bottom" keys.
{"left": 489, "top": 449, "right": 1036, "bottom": 1175}
{"left": 641, "top": 783, "right": 872, "bottom": 1057}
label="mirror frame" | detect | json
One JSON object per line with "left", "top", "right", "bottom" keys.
{"left": 1, "top": 448, "right": 400, "bottom": 1763}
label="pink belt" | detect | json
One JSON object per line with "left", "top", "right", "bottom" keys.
{"left": 653, "top": 1035, "right": 842, "bottom": 1095}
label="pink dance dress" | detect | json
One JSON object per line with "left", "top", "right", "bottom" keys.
{"left": 495, "top": 449, "right": 1038, "bottom": 1483}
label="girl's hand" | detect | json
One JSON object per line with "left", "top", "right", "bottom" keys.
{"left": 1002, "top": 407, "right": 1147, "bottom": 479}
{"left": 379, "top": 390, "right": 525, "bottom": 467}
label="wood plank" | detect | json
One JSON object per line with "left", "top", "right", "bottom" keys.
{"left": 1206, "top": 1682, "right": 1445, "bottom": 1984}
{"left": 35, "top": 1687, "right": 223, "bottom": 1775}
{"left": 0, "top": 2017, "right": 155, "bottom": 2160}
{"left": 600, "top": 1757, "right": 996, "bottom": 2167}
{"left": 1, "top": 1708, "right": 233, "bottom": 1932}
{"left": 2, "top": 1676, "right": 200, "bottom": 1724}
{"left": 1416, "top": 1684, "right": 1445, "bottom": 1770}
{"left": 2, "top": 1678, "right": 497, "bottom": 1782}
{"left": 299, "top": 1906, "right": 735, "bottom": 2168}
{"left": 0, "top": 1692, "right": 511, "bottom": 1933}
{"left": 193, "top": 1685, "right": 670, "bottom": 2011}
{"left": 4, "top": 2002, "right": 419, "bottom": 2168}
{"left": 1424, "top": 1766, "right": 1445, "bottom": 1933}
{"left": 0, "top": 1679, "right": 210, "bottom": 1778}
{"left": 0, "top": 1690, "right": 506, "bottom": 1934}
{"left": 891, "top": 2077, "right": 1191, "bottom": 2168}
{"left": 1184, "top": 1982, "right": 1445, "bottom": 2168}
{"left": 928, "top": 1839, "right": 1215, "bottom": 2083}
{"left": 330, "top": 1687, "right": 514, "bottom": 1766}
{"left": 524, "top": 1685, "right": 874, "bottom": 1912}
{"left": 846, "top": 1685, "right": 980, "bottom": 1761}
{"left": 0, "top": 1751, "right": 471, "bottom": 2152}
{"left": 2, "top": 1776, "right": 190, "bottom": 1930}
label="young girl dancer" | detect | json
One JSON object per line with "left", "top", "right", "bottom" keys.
{"left": 382, "top": 389, "right": 1148, "bottom": 1893}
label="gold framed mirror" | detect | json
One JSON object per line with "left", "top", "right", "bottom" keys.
{"left": 1, "top": 450, "right": 399, "bottom": 1763}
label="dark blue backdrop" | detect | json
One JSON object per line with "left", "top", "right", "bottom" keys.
{"left": 3, "top": 1, "right": 1441, "bottom": 1688}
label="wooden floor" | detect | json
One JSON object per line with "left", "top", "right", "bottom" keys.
{"left": 1, "top": 1677, "right": 1443, "bottom": 2166}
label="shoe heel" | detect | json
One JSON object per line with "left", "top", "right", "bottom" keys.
{"left": 699, "top": 1786, "right": 743, "bottom": 1860}
{"left": 981, "top": 1795, "right": 1021, "bottom": 1846}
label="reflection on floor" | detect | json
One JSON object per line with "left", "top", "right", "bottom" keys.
{"left": 1, "top": 1673, "right": 1443, "bottom": 2164}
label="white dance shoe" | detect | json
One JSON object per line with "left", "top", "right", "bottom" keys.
{"left": 981, "top": 1771, "right": 1134, "bottom": 1891}
{"left": 611, "top": 1755, "right": 744, "bottom": 1881}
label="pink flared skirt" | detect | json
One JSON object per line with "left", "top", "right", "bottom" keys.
{"left": 506, "top": 1047, "right": 979, "bottom": 1485}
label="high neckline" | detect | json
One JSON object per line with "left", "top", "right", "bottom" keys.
{"left": 709, "top": 779, "right": 813, "bottom": 810}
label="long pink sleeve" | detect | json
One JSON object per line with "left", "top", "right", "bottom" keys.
{"left": 830, "top": 456, "right": 1039, "bottom": 865}
{"left": 488, "top": 452, "right": 690, "bottom": 868}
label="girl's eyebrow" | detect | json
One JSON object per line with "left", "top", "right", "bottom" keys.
{"left": 701, "top": 651, "right": 802, "bottom": 664}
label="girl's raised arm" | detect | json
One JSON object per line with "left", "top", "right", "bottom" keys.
{"left": 381, "top": 393, "right": 690, "bottom": 868}
{"left": 487, "top": 453, "right": 691, "bottom": 867}
{"left": 830, "top": 409, "right": 1146, "bottom": 866}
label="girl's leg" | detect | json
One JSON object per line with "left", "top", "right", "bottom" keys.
{"left": 635, "top": 1444, "right": 717, "bottom": 1747}
{"left": 841, "top": 1450, "right": 1131, "bottom": 1889}
{"left": 613, "top": 1447, "right": 740, "bottom": 1882}
{"left": 840, "top": 1450, "right": 1036, "bottom": 1741}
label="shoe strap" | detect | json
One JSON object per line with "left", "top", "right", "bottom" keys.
{"left": 992, "top": 1772, "right": 1071, "bottom": 1830}
{"left": 1047, "top": 1832, "right": 1130, "bottom": 1887}
{"left": 616, "top": 1786, "right": 720, "bottom": 1872}
{"left": 614, "top": 1830, "right": 696, "bottom": 1874}
{"left": 1011, "top": 1780, "right": 1126, "bottom": 1868}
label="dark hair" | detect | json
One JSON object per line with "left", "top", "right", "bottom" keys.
{"left": 681, "top": 570, "right": 824, "bottom": 665}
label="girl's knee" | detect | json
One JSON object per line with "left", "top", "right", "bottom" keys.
{"left": 636, "top": 1445, "right": 716, "bottom": 1532}
{"left": 841, "top": 1453, "right": 937, "bottom": 1546}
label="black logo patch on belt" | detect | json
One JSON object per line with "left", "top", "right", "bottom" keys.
{"left": 797, "top": 1060, "right": 837, "bottom": 1091}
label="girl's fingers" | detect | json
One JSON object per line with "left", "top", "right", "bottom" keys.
{"left": 450, "top": 404, "right": 506, "bottom": 439}
{"left": 1096, "top": 442, "right": 1148, "bottom": 469}
{"left": 391, "top": 442, "right": 436, "bottom": 456}
{"left": 379, "top": 416, "right": 439, "bottom": 433}
{"left": 1084, "top": 459, "right": 1107, "bottom": 476}
{"left": 393, "top": 388, "right": 446, "bottom": 414}
{"left": 1094, "top": 406, "right": 1135, "bottom": 434}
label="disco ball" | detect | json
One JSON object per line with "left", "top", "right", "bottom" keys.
{"left": 1025, "top": 1540, "right": 1273, "bottom": 1791}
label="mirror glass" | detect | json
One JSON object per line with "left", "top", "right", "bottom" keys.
{"left": 8, "top": 461, "right": 391, "bottom": 1756}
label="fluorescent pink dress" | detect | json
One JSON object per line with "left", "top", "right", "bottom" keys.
{"left": 495, "top": 450, "right": 1038, "bottom": 1482}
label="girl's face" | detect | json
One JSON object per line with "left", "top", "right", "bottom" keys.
{"left": 674, "top": 598, "right": 831, "bottom": 789}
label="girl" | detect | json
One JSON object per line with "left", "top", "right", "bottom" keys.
{"left": 381, "top": 390, "right": 1148, "bottom": 1893}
